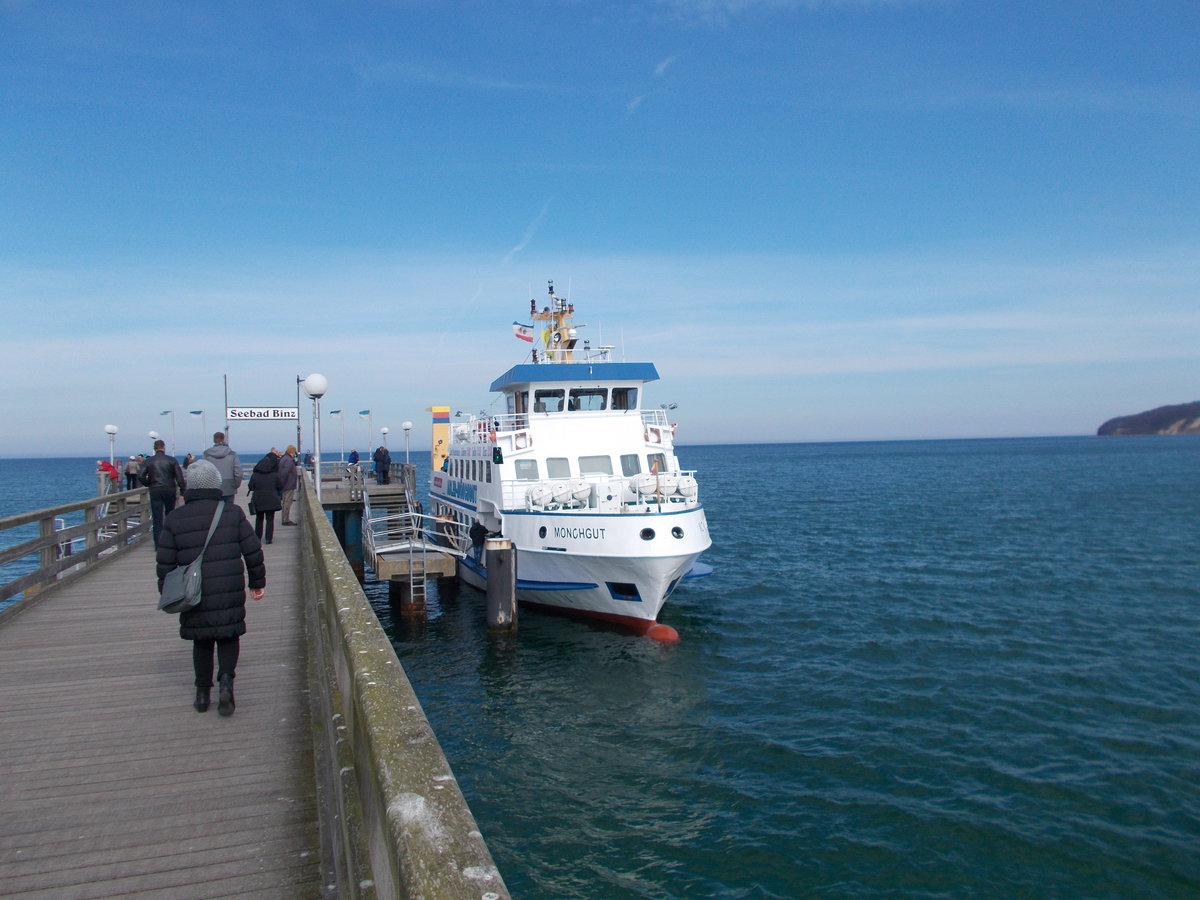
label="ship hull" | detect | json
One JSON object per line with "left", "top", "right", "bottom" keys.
{"left": 451, "top": 506, "right": 710, "bottom": 630}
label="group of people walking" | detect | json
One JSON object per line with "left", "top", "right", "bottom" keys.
{"left": 151, "top": 433, "right": 301, "bottom": 718}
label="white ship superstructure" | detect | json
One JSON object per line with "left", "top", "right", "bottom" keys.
{"left": 429, "top": 283, "right": 711, "bottom": 636}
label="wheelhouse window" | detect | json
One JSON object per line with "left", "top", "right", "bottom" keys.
{"left": 534, "top": 389, "right": 564, "bottom": 412}
{"left": 547, "top": 457, "right": 571, "bottom": 479}
{"left": 568, "top": 388, "right": 606, "bottom": 411}
{"left": 611, "top": 387, "right": 638, "bottom": 410}
{"left": 579, "top": 455, "right": 613, "bottom": 476}
{"left": 647, "top": 452, "right": 667, "bottom": 474}
{"left": 620, "top": 454, "right": 641, "bottom": 476}
{"left": 514, "top": 459, "right": 540, "bottom": 480}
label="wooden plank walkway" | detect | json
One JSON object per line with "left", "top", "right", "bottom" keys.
{"left": 0, "top": 500, "right": 322, "bottom": 899}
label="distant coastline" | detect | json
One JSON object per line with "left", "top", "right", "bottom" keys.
{"left": 1097, "top": 401, "right": 1200, "bottom": 436}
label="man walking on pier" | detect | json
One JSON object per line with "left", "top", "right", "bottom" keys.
{"left": 203, "top": 432, "right": 243, "bottom": 504}
{"left": 140, "top": 439, "right": 186, "bottom": 547}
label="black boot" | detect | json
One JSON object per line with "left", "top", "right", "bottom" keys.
{"left": 217, "top": 674, "right": 235, "bottom": 717}
{"left": 194, "top": 687, "right": 210, "bottom": 713}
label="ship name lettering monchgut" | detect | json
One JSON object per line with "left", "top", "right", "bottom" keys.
{"left": 554, "top": 526, "right": 606, "bottom": 540}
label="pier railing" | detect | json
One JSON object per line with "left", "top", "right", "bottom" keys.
{"left": 0, "top": 488, "right": 149, "bottom": 621}
{"left": 298, "top": 475, "right": 509, "bottom": 898}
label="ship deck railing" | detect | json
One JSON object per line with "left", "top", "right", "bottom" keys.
{"left": 452, "top": 407, "right": 673, "bottom": 447}
{"left": 499, "top": 469, "right": 702, "bottom": 513}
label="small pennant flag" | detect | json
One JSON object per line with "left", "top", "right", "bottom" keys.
{"left": 329, "top": 409, "right": 342, "bottom": 416}
{"left": 358, "top": 409, "right": 371, "bottom": 418}
{"left": 160, "top": 410, "right": 172, "bottom": 415}
{"left": 189, "top": 410, "right": 203, "bottom": 417}
{"left": 512, "top": 321, "right": 535, "bottom": 342}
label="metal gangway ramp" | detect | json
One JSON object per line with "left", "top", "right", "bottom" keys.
{"left": 360, "top": 492, "right": 459, "bottom": 607}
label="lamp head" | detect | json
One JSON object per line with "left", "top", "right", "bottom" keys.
{"left": 104, "top": 424, "right": 119, "bottom": 436}
{"left": 302, "top": 373, "right": 328, "bottom": 399}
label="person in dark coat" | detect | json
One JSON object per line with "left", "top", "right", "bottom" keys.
{"left": 140, "top": 439, "right": 187, "bottom": 548}
{"left": 156, "top": 459, "right": 265, "bottom": 716}
{"left": 373, "top": 444, "right": 391, "bottom": 484}
{"left": 247, "top": 450, "right": 284, "bottom": 544}
{"left": 278, "top": 444, "right": 299, "bottom": 525}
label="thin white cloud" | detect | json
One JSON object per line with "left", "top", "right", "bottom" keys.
{"left": 3, "top": 240, "right": 1198, "bottom": 454}
{"left": 501, "top": 199, "right": 554, "bottom": 266}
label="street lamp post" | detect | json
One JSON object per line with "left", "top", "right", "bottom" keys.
{"left": 104, "top": 424, "right": 118, "bottom": 466}
{"left": 294, "top": 376, "right": 304, "bottom": 458}
{"left": 381, "top": 426, "right": 389, "bottom": 449}
{"left": 401, "top": 420, "right": 412, "bottom": 465}
{"left": 302, "top": 374, "right": 328, "bottom": 502}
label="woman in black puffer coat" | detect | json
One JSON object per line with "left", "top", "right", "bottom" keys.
{"left": 247, "top": 450, "right": 283, "bottom": 545}
{"left": 157, "top": 459, "right": 266, "bottom": 716}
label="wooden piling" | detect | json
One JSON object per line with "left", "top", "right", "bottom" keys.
{"left": 485, "top": 538, "right": 517, "bottom": 632}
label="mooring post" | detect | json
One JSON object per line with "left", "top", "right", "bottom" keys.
{"left": 485, "top": 537, "right": 517, "bottom": 633}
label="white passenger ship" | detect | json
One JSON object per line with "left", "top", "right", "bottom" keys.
{"left": 429, "top": 283, "right": 711, "bottom": 639}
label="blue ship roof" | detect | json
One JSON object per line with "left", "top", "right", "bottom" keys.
{"left": 490, "top": 362, "right": 659, "bottom": 392}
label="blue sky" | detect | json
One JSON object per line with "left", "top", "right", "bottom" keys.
{"left": 3, "top": 0, "right": 1197, "bottom": 458}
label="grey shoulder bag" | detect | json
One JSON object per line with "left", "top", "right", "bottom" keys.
{"left": 157, "top": 501, "right": 225, "bottom": 614}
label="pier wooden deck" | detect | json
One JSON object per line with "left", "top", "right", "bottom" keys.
{"left": 0, "top": 503, "right": 321, "bottom": 899}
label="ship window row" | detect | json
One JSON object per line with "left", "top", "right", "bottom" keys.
{"left": 514, "top": 452, "right": 667, "bottom": 481}
{"left": 449, "top": 458, "right": 493, "bottom": 483}
{"left": 510, "top": 387, "right": 639, "bottom": 415}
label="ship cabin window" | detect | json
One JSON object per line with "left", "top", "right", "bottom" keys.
{"left": 611, "top": 387, "right": 638, "bottom": 411}
{"left": 568, "top": 388, "right": 606, "bottom": 411}
{"left": 620, "top": 454, "right": 641, "bottom": 476}
{"left": 534, "top": 389, "right": 563, "bottom": 412}
{"left": 579, "top": 455, "right": 613, "bottom": 476}
{"left": 647, "top": 452, "right": 667, "bottom": 474}
{"left": 509, "top": 391, "right": 529, "bottom": 415}
{"left": 514, "top": 459, "right": 540, "bottom": 480}
{"left": 485, "top": 462, "right": 492, "bottom": 484}
{"left": 471, "top": 460, "right": 478, "bottom": 481}
{"left": 547, "top": 457, "right": 570, "bottom": 479}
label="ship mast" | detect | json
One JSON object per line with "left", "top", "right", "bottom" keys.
{"left": 530, "top": 280, "right": 577, "bottom": 363}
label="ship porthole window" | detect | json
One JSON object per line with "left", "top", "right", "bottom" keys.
{"left": 640, "top": 528, "right": 655, "bottom": 541}
{"left": 538, "top": 526, "right": 547, "bottom": 538}
{"left": 672, "top": 527, "right": 684, "bottom": 539}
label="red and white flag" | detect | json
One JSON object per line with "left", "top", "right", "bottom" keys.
{"left": 512, "top": 321, "right": 535, "bottom": 342}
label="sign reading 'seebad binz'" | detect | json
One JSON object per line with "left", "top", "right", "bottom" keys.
{"left": 227, "top": 407, "right": 299, "bottom": 420}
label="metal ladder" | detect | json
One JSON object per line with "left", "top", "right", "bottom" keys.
{"left": 407, "top": 542, "right": 428, "bottom": 608}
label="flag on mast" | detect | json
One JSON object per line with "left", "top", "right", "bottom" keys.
{"left": 512, "top": 321, "right": 535, "bottom": 342}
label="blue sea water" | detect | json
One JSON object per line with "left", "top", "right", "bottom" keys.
{"left": 4, "top": 439, "right": 1199, "bottom": 897}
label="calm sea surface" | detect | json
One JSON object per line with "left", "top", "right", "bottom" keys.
{"left": 4, "top": 438, "right": 1199, "bottom": 898}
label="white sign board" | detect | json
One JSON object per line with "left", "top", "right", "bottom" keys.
{"left": 227, "top": 407, "right": 298, "bottom": 421}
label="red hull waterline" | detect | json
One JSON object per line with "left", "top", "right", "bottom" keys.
{"left": 519, "top": 597, "right": 680, "bottom": 643}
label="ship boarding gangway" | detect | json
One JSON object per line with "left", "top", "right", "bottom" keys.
{"left": 361, "top": 491, "right": 460, "bottom": 609}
